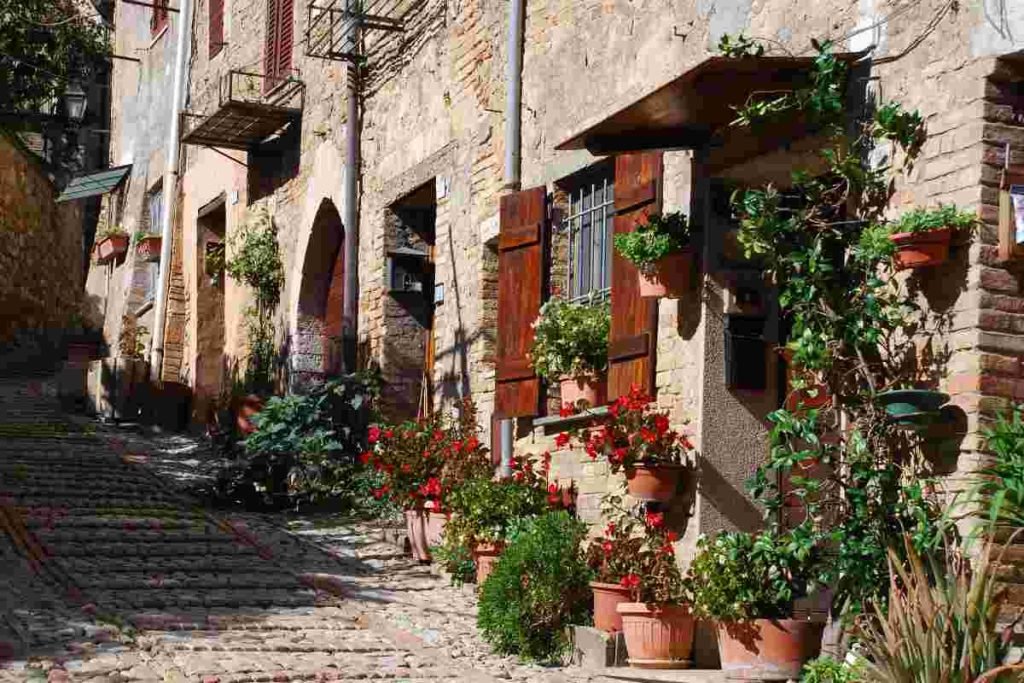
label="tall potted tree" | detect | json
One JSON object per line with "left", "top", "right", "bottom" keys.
{"left": 530, "top": 297, "right": 610, "bottom": 407}
{"left": 613, "top": 211, "right": 694, "bottom": 298}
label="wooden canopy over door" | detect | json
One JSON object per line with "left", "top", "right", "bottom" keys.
{"left": 494, "top": 186, "right": 548, "bottom": 418}
{"left": 608, "top": 152, "right": 662, "bottom": 399}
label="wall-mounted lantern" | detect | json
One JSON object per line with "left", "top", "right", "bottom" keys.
{"left": 63, "top": 82, "right": 88, "bottom": 123}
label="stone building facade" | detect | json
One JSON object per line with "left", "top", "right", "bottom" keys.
{"left": 89, "top": 0, "right": 1024, "bottom": 572}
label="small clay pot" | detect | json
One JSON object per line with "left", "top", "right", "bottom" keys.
{"left": 591, "top": 581, "right": 632, "bottom": 632}
{"left": 890, "top": 228, "right": 951, "bottom": 270}
{"left": 717, "top": 618, "right": 825, "bottom": 681}
{"left": 637, "top": 250, "right": 693, "bottom": 298}
{"left": 624, "top": 464, "right": 684, "bottom": 502}
{"left": 472, "top": 542, "right": 504, "bottom": 585}
{"left": 560, "top": 374, "right": 607, "bottom": 408}
{"left": 617, "top": 602, "right": 695, "bottom": 669}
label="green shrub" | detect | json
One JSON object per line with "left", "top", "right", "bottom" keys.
{"left": 889, "top": 205, "right": 976, "bottom": 235}
{"left": 975, "top": 406, "right": 1024, "bottom": 529}
{"left": 801, "top": 656, "right": 862, "bottom": 683}
{"left": 612, "top": 211, "right": 691, "bottom": 274}
{"left": 529, "top": 297, "right": 609, "bottom": 382}
{"left": 477, "top": 511, "right": 591, "bottom": 662}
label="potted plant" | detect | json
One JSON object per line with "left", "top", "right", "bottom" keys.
{"left": 135, "top": 230, "right": 162, "bottom": 262}
{"left": 691, "top": 528, "right": 824, "bottom": 681}
{"left": 530, "top": 297, "right": 610, "bottom": 407}
{"left": 438, "top": 472, "right": 548, "bottom": 586}
{"left": 366, "top": 399, "right": 493, "bottom": 562}
{"left": 558, "top": 386, "right": 694, "bottom": 502}
{"left": 613, "top": 211, "right": 694, "bottom": 298}
{"left": 874, "top": 387, "right": 949, "bottom": 427}
{"left": 879, "top": 205, "right": 975, "bottom": 270}
{"left": 95, "top": 225, "right": 129, "bottom": 263}
{"left": 596, "top": 500, "right": 694, "bottom": 668}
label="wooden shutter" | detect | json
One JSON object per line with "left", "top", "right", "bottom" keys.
{"left": 276, "top": 0, "right": 294, "bottom": 80}
{"left": 264, "top": 0, "right": 280, "bottom": 89}
{"left": 209, "top": 0, "right": 224, "bottom": 58}
{"left": 607, "top": 152, "right": 662, "bottom": 400}
{"left": 151, "top": 0, "right": 168, "bottom": 35}
{"left": 495, "top": 186, "right": 548, "bottom": 418}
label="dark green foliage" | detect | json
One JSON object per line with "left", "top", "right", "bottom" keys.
{"left": 975, "top": 407, "right": 1024, "bottom": 529}
{"left": 477, "top": 512, "right": 591, "bottom": 662}
{"left": 801, "top": 656, "right": 862, "bottom": 683}
{"left": 612, "top": 211, "right": 691, "bottom": 274}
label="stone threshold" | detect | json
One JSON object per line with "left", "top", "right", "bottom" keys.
{"left": 597, "top": 670, "right": 728, "bottom": 683}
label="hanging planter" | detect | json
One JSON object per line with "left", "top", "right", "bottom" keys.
{"left": 717, "top": 619, "right": 825, "bottom": 681}
{"left": 136, "top": 235, "right": 162, "bottom": 262}
{"left": 559, "top": 373, "right": 606, "bottom": 407}
{"left": 614, "top": 211, "right": 693, "bottom": 300}
{"left": 890, "top": 227, "right": 951, "bottom": 270}
{"left": 590, "top": 581, "right": 632, "bottom": 632}
{"left": 625, "top": 463, "right": 684, "bottom": 502}
{"left": 876, "top": 389, "right": 949, "bottom": 427}
{"left": 96, "top": 233, "right": 129, "bottom": 263}
{"left": 617, "top": 602, "right": 695, "bottom": 669}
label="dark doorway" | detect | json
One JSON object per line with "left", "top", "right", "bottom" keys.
{"left": 195, "top": 197, "right": 227, "bottom": 424}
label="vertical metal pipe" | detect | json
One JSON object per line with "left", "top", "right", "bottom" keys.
{"left": 341, "top": 2, "right": 360, "bottom": 372}
{"left": 150, "top": 0, "right": 193, "bottom": 380}
{"left": 499, "top": 0, "right": 525, "bottom": 475}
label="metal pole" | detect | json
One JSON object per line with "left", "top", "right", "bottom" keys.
{"left": 149, "top": 0, "right": 192, "bottom": 380}
{"left": 341, "top": 1, "right": 360, "bottom": 372}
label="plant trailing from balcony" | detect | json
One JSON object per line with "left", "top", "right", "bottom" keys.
{"left": 530, "top": 296, "right": 610, "bottom": 405}
{"left": 613, "top": 211, "right": 694, "bottom": 298}
{"left": 225, "top": 208, "right": 283, "bottom": 394}
{"left": 720, "top": 35, "right": 961, "bottom": 621}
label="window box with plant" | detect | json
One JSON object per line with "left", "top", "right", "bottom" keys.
{"left": 690, "top": 527, "right": 823, "bottom": 680}
{"left": 865, "top": 204, "right": 976, "bottom": 270}
{"left": 531, "top": 297, "right": 610, "bottom": 407}
{"left": 96, "top": 226, "right": 129, "bottom": 263}
{"left": 135, "top": 231, "right": 162, "bottom": 262}
{"left": 366, "top": 399, "right": 493, "bottom": 562}
{"left": 586, "top": 497, "right": 694, "bottom": 667}
{"left": 613, "top": 210, "right": 694, "bottom": 298}
{"left": 559, "top": 387, "right": 694, "bottom": 502}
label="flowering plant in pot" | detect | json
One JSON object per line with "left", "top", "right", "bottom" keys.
{"left": 860, "top": 204, "right": 975, "bottom": 270}
{"left": 586, "top": 496, "right": 693, "bottom": 667}
{"left": 613, "top": 211, "right": 693, "bottom": 298}
{"left": 95, "top": 225, "right": 129, "bottom": 263}
{"left": 557, "top": 386, "right": 694, "bottom": 501}
{"left": 690, "top": 526, "right": 824, "bottom": 681}
{"left": 134, "top": 230, "right": 162, "bottom": 262}
{"left": 365, "top": 399, "right": 492, "bottom": 561}
{"left": 530, "top": 296, "right": 610, "bottom": 408}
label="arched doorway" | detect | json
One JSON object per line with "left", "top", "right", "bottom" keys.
{"left": 294, "top": 199, "right": 346, "bottom": 389}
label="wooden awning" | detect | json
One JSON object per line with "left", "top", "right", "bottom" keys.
{"left": 556, "top": 53, "right": 864, "bottom": 156}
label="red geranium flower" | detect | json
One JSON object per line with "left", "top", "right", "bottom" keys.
{"left": 368, "top": 426, "right": 381, "bottom": 444}
{"left": 601, "top": 539, "right": 613, "bottom": 554}
{"left": 358, "top": 451, "right": 372, "bottom": 465}
{"left": 559, "top": 403, "right": 575, "bottom": 418}
{"left": 465, "top": 436, "right": 480, "bottom": 451}
{"left": 645, "top": 511, "right": 665, "bottom": 529}
{"left": 554, "top": 432, "right": 570, "bottom": 449}
{"left": 654, "top": 414, "right": 670, "bottom": 434}
{"left": 620, "top": 573, "right": 640, "bottom": 590}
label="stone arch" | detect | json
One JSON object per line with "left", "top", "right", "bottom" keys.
{"left": 293, "top": 198, "right": 346, "bottom": 388}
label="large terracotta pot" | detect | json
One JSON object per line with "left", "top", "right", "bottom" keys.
{"left": 624, "top": 464, "right": 683, "bottom": 502}
{"left": 404, "top": 509, "right": 431, "bottom": 562}
{"left": 591, "top": 581, "right": 632, "bottom": 633}
{"left": 473, "top": 542, "right": 504, "bottom": 585}
{"left": 890, "top": 228, "right": 951, "bottom": 270}
{"left": 638, "top": 250, "right": 693, "bottom": 299}
{"left": 234, "top": 394, "right": 265, "bottom": 436}
{"left": 424, "top": 510, "right": 447, "bottom": 548}
{"left": 96, "top": 235, "right": 129, "bottom": 264}
{"left": 617, "top": 602, "right": 695, "bottom": 669}
{"left": 717, "top": 619, "right": 825, "bottom": 681}
{"left": 560, "top": 374, "right": 606, "bottom": 408}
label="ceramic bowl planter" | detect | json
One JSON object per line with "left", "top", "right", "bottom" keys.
{"left": 616, "top": 602, "right": 695, "bottom": 669}
{"left": 624, "top": 463, "right": 684, "bottom": 502}
{"left": 96, "top": 234, "right": 129, "bottom": 264}
{"left": 472, "top": 542, "right": 504, "bottom": 585}
{"left": 638, "top": 250, "right": 693, "bottom": 299}
{"left": 560, "top": 373, "right": 606, "bottom": 407}
{"left": 890, "top": 227, "right": 951, "bottom": 270}
{"left": 591, "top": 581, "right": 632, "bottom": 632}
{"left": 137, "top": 235, "right": 162, "bottom": 262}
{"left": 876, "top": 389, "right": 949, "bottom": 427}
{"left": 717, "top": 619, "right": 825, "bottom": 681}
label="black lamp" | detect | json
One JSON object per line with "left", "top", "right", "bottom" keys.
{"left": 63, "top": 82, "right": 88, "bottom": 123}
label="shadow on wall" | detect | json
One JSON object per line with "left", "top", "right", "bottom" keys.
{"left": 248, "top": 120, "right": 302, "bottom": 205}
{"left": 697, "top": 455, "right": 765, "bottom": 533}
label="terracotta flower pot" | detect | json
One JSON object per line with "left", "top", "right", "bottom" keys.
{"left": 96, "top": 235, "right": 129, "bottom": 264}
{"left": 424, "top": 510, "right": 447, "bottom": 549}
{"left": 890, "top": 228, "right": 951, "bottom": 270}
{"left": 137, "top": 235, "right": 162, "bottom": 262}
{"left": 638, "top": 250, "right": 693, "bottom": 299}
{"left": 617, "top": 602, "right": 695, "bottom": 669}
{"left": 404, "top": 509, "right": 431, "bottom": 562}
{"left": 624, "top": 464, "right": 683, "bottom": 502}
{"left": 591, "top": 581, "right": 632, "bottom": 632}
{"left": 234, "top": 394, "right": 264, "bottom": 436}
{"left": 560, "top": 374, "right": 606, "bottom": 408}
{"left": 473, "top": 542, "right": 504, "bottom": 585}
{"left": 717, "top": 619, "right": 825, "bottom": 681}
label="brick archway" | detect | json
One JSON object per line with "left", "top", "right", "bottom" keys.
{"left": 293, "top": 199, "right": 345, "bottom": 389}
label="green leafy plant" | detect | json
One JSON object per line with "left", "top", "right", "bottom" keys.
{"left": 612, "top": 211, "right": 692, "bottom": 274}
{"left": 717, "top": 33, "right": 766, "bottom": 58}
{"left": 888, "top": 205, "right": 977, "bottom": 236}
{"left": 477, "top": 511, "right": 591, "bottom": 662}
{"left": 973, "top": 407, "right": 1024, "bottom": 530}
{"left": 97, "top": 224, "right": 128, "bottom": 240}
{"left": 585, "top": 495, "right": 688, "bottom": 604}
{"left": 117, "top": 315, "right": 147, "bottom": 360}
{"left": 690, "top": 526, "right": 820, "bottom": 621}
{"left": 529, "top": 296, "right": 610, "bottom": 382}
{"left": 854, "top": 537, "right": 1023, "bottom": 683}
{"left": 801, "top": 655, "right": 863, "bottom": 683}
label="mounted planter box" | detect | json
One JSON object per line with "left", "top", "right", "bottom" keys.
{"left": 624, "top": 463, "right": 684, "bottom": 502}
{"left": 637, "top": 249, "right": 694, "bottom": 299}
{"left": 560, "top": 373, "right": 607, "bottom": 407}
{"left": 96, "top": 234, "right": 129, "bottom": 264}
{"left": 136, "top": 235, "right": 162, "bottom": 262}
{"left": 890, "top": 227, "right": 951, "bottom": 270}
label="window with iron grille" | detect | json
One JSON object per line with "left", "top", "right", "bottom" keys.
{"left": 562, "top": 165, "right": 615, "bottom": 301}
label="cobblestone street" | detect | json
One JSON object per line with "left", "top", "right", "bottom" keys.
{"left": 0, "top": 375, "right": 722, "bottom": 683}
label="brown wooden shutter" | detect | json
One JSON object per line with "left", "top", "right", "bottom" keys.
{"left": 495, "top": 186, "right": 548, "bottom": 418}
{"left": 264, "top": 0, "right": 280, "bottom": 89}
{"left": 276, "top": 0, "right": 294, "bottom": 80}
{"left": 209, "top": 0, "right": 224, "bottom": 58}
{"left": 607, "top": 152, "right": 662, "bottom": 400}
{"left": 151, "top": 0, "right": 169, "bottom": 35}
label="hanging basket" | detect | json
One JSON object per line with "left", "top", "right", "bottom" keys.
{"left": 137, "top": 235, "right": 162, "bottom": 262}
{"left": 890, "top": 228, "right": 951, "bottom": 270}
{"left": 637, "top": 250, "right": 694, "bottom": 299}
{"left": 96, "top": 235, "right": 129, "bottom": 264}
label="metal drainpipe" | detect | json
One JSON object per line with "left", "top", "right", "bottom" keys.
{"left": 341, "top": 2, "right": 360, "bottom": 373}
{"left": 499, "top": 0, "right": 525, "bottom": 478}
{"left": 150, "top": 0, "right": 193, "bottom": 380}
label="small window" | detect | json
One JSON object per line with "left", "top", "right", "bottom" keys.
{"left": 151, "top": 0, "right": 169, "bottom": 36}
{"left": 562, "top": 165, "right": 615, "bottom": 301}
{"left": 143, "top": 185, "right": 164, "bottom": 302}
